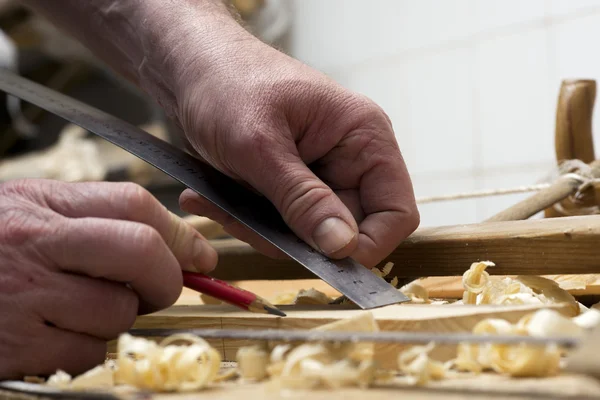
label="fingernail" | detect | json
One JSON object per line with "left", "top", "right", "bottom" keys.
{"left": 312, "top": 217, "right": 356, "bottom": 255}
{"left": 192, "top": 238, "right": 217, "bottom": 273}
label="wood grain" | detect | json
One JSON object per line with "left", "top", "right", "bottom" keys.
{"left": 547, "top": 79, "right": 598, "bottom": 218}
{"left": 207, "top": 216, "right": 600, "bottom": 281}
{"left": 555, "top": 80, "right": 596, "bottom": 165}
{"left": 5, "top": 373, "right": 600, "bottom": 400}
{"left": 485, "top": 176, "right": 580, "bottom": 222}
{"left": 416, "top": 274, "right": 600, "bottom": 299}
{"left": 127, "top": 303, "right": 570, "bottom": 368}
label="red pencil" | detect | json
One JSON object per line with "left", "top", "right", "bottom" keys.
{"left": 182, "top": 271, "right": 286, "bottom": 317}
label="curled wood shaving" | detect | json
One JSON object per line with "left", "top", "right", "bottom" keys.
{"left": 545, "top": 274, "right": 597, "bottom": 291}
{"left": 47, "top": 334, "right": 222, "bottom": 392}
{"left": 236, "top": 345, "right": 269, "bottom": 381}
{"left": 454, "top": 309, "right": 581, "bottom": 377}
{"left": 273, "top": 288, "right": 333, "bottom": 305}
{"left": 399, "top": 281, "right": 430, "bottom": 303}
{"left": 515, "top": 276, "right": 580, "bottom": 317}
{"left": 460, "top": 262, "right": 580, "bottom": 316}
{"left": 114, "top": 333, "right": 222, "bottom": 391}
{"left": 573, "top": 308, "right": 600, "bottom": 329}
{"left": 397, "top": 343, "right": 448, "bottom": 385}
{"left": 293, "top": 288, "right": 332, "bottom": 305}
{"left": 462, "top": 261, "right": 495, "bottom": 304}
{"left": 255, "top": 312, "right": 379, "bottom": 390}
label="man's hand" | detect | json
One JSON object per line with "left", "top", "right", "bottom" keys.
{"left": 19, "top": 0, "right": 419, "bottom": 267}
{"left": 176, "top": 40, "right": 419, "bottom": 268}
{"left": 0, "top": 179, "right": 216, "bottom": 379}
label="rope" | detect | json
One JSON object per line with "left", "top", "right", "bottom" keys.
{"left": 416, "top": 160, "right": 600, "bottom": 205}
{"left": 416, "top": 183, "right": 552, "bottom": 204}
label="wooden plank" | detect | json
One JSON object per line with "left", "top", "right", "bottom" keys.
{"left": 175, "top": 280, "right": 341, "bottom": 306}
{"left": 131, "top": 303, "right": 570, "bottom": 369}
{"left": 417, "top": 274, "right": 600, "bottom": 299}
{"left": 5, "top": 373, "right": 600, "bottom": 400}
{"left": 207, "top": 216, "right": 600, "bottom": 281}
{"left": 105, "top": 374, "right": 600, "bottom": 400}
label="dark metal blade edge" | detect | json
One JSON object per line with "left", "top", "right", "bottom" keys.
{"left": 0, "top": 69, "right": 408, "bottom": 309}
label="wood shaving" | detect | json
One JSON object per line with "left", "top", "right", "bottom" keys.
{"left": 399, "top": 281, "right": 430, "bottom": 303}
{"left": 114, "top": 333, "right": 221, "bottom": 391}
{"left": 272, "top": 288, "right": 333, "bottom": 305}
{"left": 47, "top": 364, "right": 115, "bottom": 390}
{"left": 236, "top": 345, "right": 269, "bottom": 381}
{"left": 573, "top": 309, "right": 600, "bottom": 329}
{"left": 453, "top": 309, "right": 585, "bottom": 378}
{"left": 46, "top": 333, "right": 222, "bottom": 392}
{"left": 515, "top": 276, "right": 580, "bottom": 317}
{"left": 462, "top": 261, "right": 495, "bottom": 304}
{"left": 0, "top": 126, "right": 106, "bottom": 182}
{"left": 293, "top": 288, "right": 333, "bottom": 305}
{"left": 241, "top": 312, "right": 380, "bottom": 390}
{"left": 397, "top": 343, "right": 448, "bottom": 385}
{"left": 460, "top": 262, "right": 580, "bottom": 317}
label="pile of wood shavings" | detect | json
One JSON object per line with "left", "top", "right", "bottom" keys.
{"left": 236, "top": 312, "right": 384, "bottom": 389}
{"left": 42, "top": 260, "right": 600, "bottom": 393}
{"left": 46, "top": 333, "right": 224, "bottom": 392}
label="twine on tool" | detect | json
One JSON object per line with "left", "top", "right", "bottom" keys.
{"left": 416, "top": 159, "right": 600, "bottom": 212}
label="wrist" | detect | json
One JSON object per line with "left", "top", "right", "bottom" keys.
{"left": 133, "top": 0, "right": 256, "bottom": 118}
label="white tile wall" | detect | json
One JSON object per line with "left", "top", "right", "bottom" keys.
{"left": 333, "top": 46, "right": 476, "bottom": 176}
{"left": 473, "top": 0, "right": 545, "bottom": 33}
{"left": 475, "top": 27, "right": 555, "bottom": 169}
{"left": 289, "top": 0, "right": 600, "bottom": 228}
{"left": 551, "top": 12, "right": 600, "bottom": 153}
{"left": 412, "top": 174, "right": 479, "bottom": 227}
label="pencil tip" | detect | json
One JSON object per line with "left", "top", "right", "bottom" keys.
{"left": 264, "top": 305, "right": 286, "bottom": 317}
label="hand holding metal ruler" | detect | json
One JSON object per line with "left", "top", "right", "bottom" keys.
{"left": 0, "top": 68, "right": 408, "bottom": 309}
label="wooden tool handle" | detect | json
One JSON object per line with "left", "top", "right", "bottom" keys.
{"left": 555, "top": 79, "right": 596, "bottom": 164}
{"left": 208, "top": 216, "right": 600, "bottom": 280}
{"left": 546, "top": 79, "right": 597, "bottom": 218}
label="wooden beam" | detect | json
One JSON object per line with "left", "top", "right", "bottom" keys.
{"left": 208, "top": 216, "right": 600, "bottom": 281}
{"left": 128, "top": 303, "right": 570, "bottom": 369}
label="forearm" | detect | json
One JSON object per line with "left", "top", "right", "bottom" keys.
{"left": 21, "top": 0, "right": 251, "bottom": 117}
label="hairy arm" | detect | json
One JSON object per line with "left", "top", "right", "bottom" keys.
{"left": 21, "top": 0, "right": 250, "bottom": 118}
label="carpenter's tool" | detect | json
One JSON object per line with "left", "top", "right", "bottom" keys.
{"left": 0, "top": 68, "right": 408, "bottom": 310}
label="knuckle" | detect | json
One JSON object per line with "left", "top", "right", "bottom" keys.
{"left": 0, "top": 179, "right": 45, "bottom": 201}
{"left": 117, "top": 182, "right": 156, "bottom": 215}
{"left": 278, "top": 179, "right": 333, "bottom": 227}
{"left": 130, "top": 223, "right": 164, "bottom": 254}
{"left": 0, "top": 207, "right": 54, "bottom": 246}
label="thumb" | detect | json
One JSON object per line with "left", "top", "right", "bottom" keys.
{"left": 240, "top": 150, "right": 359, "bottom": 258}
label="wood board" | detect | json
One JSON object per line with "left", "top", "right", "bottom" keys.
{"left": 175, "top": 274, "right": 600, "bottom": 307}
{"left": 4, "top": 373, "right": 600, "bottom": 400}
{"left": 416, "top": 274, "right": 600, "bottom": 299}
{"left": 128, "top": 374, "right": 600, "bottom": 400}
{"left": 206, "top": 216, "right": 600, "bottom": 281}
{"left": 126, "top": 303, "right": 570, "bottom": 369}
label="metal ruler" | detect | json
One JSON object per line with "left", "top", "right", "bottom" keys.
{"left": 128, "top": 328, "right": 578, "bottom": 348}
{"left": 0, "top": 69, "right": 408, "bottom": 309}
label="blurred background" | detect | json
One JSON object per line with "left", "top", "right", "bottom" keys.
{"left": 1, "top": 0, "right": 599, "bottom": 228}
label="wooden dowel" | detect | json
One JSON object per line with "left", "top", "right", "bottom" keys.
{"left": 485, "top": 175, "right": 581, "bottom": 222}
{"left": 208, "top": 216, "right": 600, "bottom": 281}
